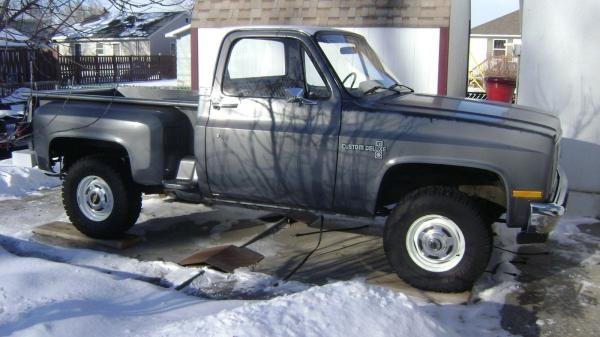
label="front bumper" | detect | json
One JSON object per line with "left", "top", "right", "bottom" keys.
{"left": 517, "top": 167, "right": 568, "bottom": 243}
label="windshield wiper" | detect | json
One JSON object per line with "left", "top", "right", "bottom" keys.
{"left": 363, "top": 85, "right": 386, "bottom": 95}
{"left": 388, "top": 83, "right": 414, "bottom": 93}
{"left": 363, "top": 83, "right": 414, "bottom": 96}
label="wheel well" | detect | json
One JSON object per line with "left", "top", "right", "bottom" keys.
{"left": 376, "top": 163, "right": 507, "bottom": 213}
{"left": 49, "top": 137, "right": 129, "bottom": 173}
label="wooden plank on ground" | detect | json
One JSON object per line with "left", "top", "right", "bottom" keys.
{"left": 33, "top": 221, "right": 140, "bottom": 249}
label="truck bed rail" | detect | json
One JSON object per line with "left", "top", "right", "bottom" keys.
{"left": 32, "top": 89, "right": 199, "bottom": 109}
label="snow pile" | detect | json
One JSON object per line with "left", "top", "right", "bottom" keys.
{"left": 0, "top": 159, "right": 60, "bottom": 200}
{"left": 153, "top": 281, "right": 459, "bottom": 337}
{"left": 0, "top": 234, "right": 306, "bottom": 301}
{"left": 0, "top": 244, "right": 244, "bottom": 337}
{"left": 0, "top": 87, "right": 30, "bottom": 105}
{"left": 0, "top": 108, "right": 23, "bottom": 118}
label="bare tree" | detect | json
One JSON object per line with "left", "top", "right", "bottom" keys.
{"left": 0, "top": 0, "right": 192, "bottom": 47}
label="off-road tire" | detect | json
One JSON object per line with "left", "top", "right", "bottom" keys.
{"left": 63, "top": 156, "right": 141, "bottom": 239}
{"left": 383, "top": 186, "right": 492, "bottom": 292}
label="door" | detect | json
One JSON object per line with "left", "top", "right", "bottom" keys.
{"left": 206, "top": 34, "right": 341, "bottom": 210}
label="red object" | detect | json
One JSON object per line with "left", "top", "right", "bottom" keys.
{"left": 191, "top": 28, "right": 199, "bottom": 91}
{"left": 484, "top": 77, "right": 516, "bottom": 103}
{"left": 437, "top": 27, "right": 449, "bottom": 95}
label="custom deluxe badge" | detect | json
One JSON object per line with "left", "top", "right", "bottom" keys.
{"left": 341, "top": 140, "right": 387, "bottom": 159}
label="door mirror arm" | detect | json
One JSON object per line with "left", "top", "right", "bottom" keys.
{"left": 285, "top": 87, "right": 317, "bottom": 105}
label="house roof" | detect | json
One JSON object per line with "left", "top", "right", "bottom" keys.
{"left": 0, "top": 28, "right": 29, "bottom": 47}
{"left": 54, "top": 11, "right": 185, "bottom": 41}
{"left": 471, "top": 10, "right": 521, "bottom": 36}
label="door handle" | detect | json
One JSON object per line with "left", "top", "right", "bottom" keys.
{"left": 213, "top": 102, "right": 239, "bottom": 110}
{"left": 212, "top": 98, "right": 239, "bottom": 110}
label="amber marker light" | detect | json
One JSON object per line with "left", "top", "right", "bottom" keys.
{"left": 512, "top": 190, "right": 543, "bottom": 200}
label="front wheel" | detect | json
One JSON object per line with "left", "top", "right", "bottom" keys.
{"left": 383, "top": 186, "right": 492, "bottom": 292}
{"left": 63, "top": 156, "right": 142, "bottom": 239}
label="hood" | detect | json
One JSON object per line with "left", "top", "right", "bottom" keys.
{"left": 371, "top": 93, "right": 562, "bottom": 139}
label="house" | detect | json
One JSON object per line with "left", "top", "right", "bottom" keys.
{"left": 0, "top": 28, "right": 30, "bottom": 49}
{"left": 176, "top": 0, "right": 471, "bottom": 96}
{"left": 53, "top": 11, "right": 190, "bottom": 57}
{"left": 165, "top": 24, "right": 192, "bottom": 88}
{"left": 468, "top": 10, "right": 521, "bottom": 90}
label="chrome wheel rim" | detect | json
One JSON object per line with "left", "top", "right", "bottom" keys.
{"left": 76, "top": 175, "right": 114, "bottom": 222}
{"left": 406, "top": 214, "right": 465, "bottom": 272}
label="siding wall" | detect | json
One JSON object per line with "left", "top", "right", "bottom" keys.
{"left": 56, "top": 40, "right": 151, "bottom": 56}
{"left": 195, "top": 27, "right": 441, "bottom": 94}
{"left": 342, "top": 27, "right": 441, "bottom": 93}
{"left": 192, "top": 0, "right": 450, "bottom": 28}
{"left": 175, "top": 32, "right": 192, "bottom": 87}
{"left": 518, "top": 0, "right": 600, "bottom": 217}
{"left": 190, "top": 0, "right": 450, "bottom": 93}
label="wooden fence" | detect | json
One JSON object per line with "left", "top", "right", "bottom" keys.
{"left": 58, "top": 55, "right": 176, "bottom": 85}
{"left": 1, "top": 50, "right": 176, "bottom": 96}
{"left": 0, "top": 49, "right": 59, "bottom": 85}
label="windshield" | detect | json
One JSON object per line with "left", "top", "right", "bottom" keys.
{"left": 316, "top": 32, "right": 404, "bottom": 97}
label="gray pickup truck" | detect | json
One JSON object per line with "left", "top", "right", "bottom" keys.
{"left": 31, "top": 27, "right": 567, "bottom": 292}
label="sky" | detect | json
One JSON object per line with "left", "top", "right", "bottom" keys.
{"left": 471, "top": 0, "right": 520, "bottom": 27}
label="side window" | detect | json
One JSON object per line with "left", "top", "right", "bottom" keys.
{"left": 223, "top": 38, "right": 301, "bottom": 98}
{"left": 227, "top": 39, "right": 285, "bottom": 79}
{"left": 303, "top": 51, "right": 330, "bottom": 99}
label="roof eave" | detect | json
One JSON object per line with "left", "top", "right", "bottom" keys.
{"left": 165, "top": 24, "right": 191, "bottom": 38}
{"left": 470, "top": 34, "right": 521, "bottom": 38}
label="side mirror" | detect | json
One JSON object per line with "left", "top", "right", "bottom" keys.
{"left": 285, "top": 87, "right": 304, "bottom": 99}
{"left": 285, "top": 87, "right": 316, "bottom": 105}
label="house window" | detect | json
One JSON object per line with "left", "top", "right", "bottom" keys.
{"left": 493, "top": 39, "right": 507, "bottom": 57}
{"left": 96, "top": 42, "right": 104, "bottom": 55}
{"left": 170, "top": 42, "right": 176, "bottom": 56}
{"left": 113, "top": 43, "right": 120, "bottom": 56}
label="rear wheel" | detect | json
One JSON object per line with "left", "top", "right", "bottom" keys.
{"left": 63, "top": 156, "right": 141, "bottom": 239}
{"left": 383, "top": 186, "right": 492, "bottom": 292}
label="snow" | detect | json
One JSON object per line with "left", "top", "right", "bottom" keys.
{"left": 119, "top": 79, "right": 178, "bottom": 88}
{"left": 0, "top": 233, "right": 522, "bottom": 337}
{"left": 0, "top": 28, "right": 29, "bottom": 48}
{"left": 54, "top": 11, "right": 183, "bottom": 40}
{"left": 0, "top": 240, "right": 482, "bottom": 337}
{"left": 151, "top": 281, "right": 459, "bottom": 337}
{"left": 0, "top": 88, "right": 30, "bottom": 105}
{"left": 0, "top": 245, "right": 244, "bottom": 337}
{"left": 0, "top": 109, "right": 22, "bottom": 118}
{"left": 0, "top": 159, "right": 60, "bottom": 200}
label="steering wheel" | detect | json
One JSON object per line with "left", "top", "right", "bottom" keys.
{"left": 342, "top": 72, "right": 357, "bottom": 89}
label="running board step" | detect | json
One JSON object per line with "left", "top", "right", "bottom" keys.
{"left": 163, "top": 179, "right": 197, "bottom": 191}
